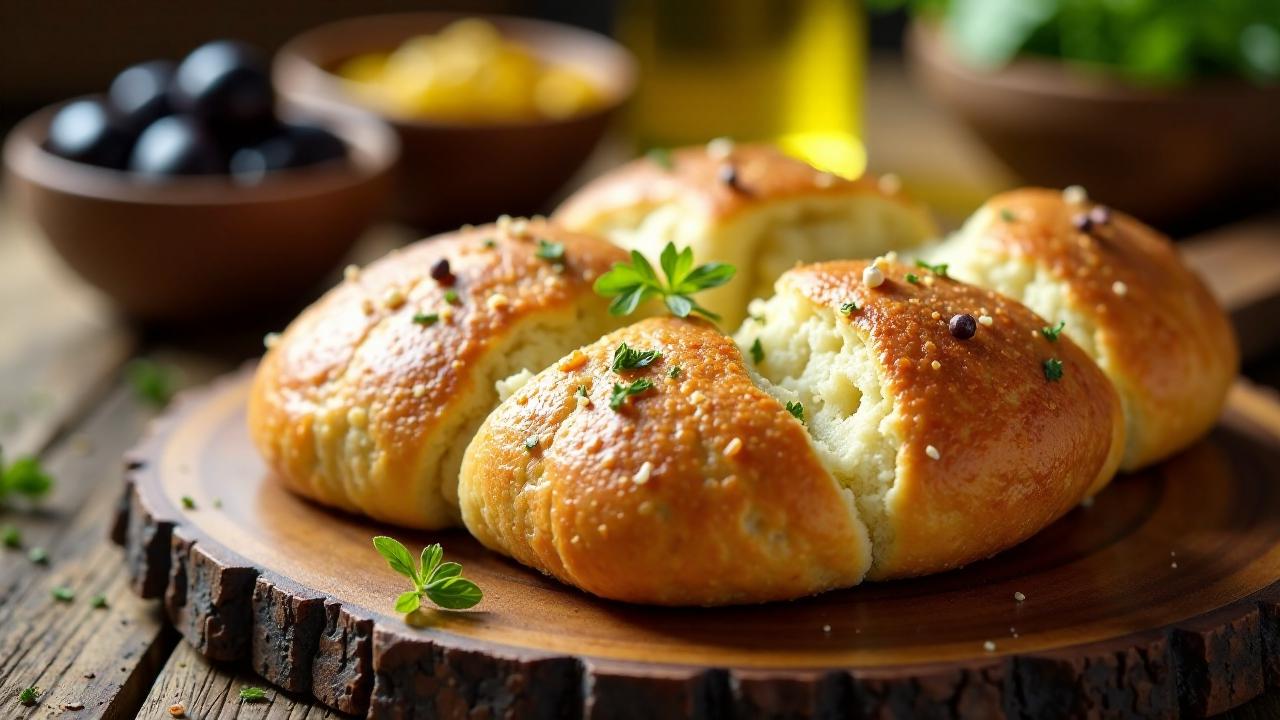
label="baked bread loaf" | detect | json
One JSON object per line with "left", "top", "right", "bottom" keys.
{"left": 248, "top": 219, "right": 628, "bottom": 529}
{"left": 554, "top": 143, "right": 937, "bottom": 326}
{"left": 928, "top": 188, "right": 1237, "bottom": 470}
{"left": 458, "top": 259, "right": 1124, "bottom": 604}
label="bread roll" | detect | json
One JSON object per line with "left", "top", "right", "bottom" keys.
{"left": 459, "top": 260, "right": 1124, "bottom": 603}
{"left": 554, "top": 143, "right": 937, "bottom": 327}
{"left": 248, "top": 219, "right": 628, "bottom": 529}
{"left": 927, "top": 188, "right": 1237, "bottom": 470}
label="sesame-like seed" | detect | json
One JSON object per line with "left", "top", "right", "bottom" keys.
{"left": 978, "top": 315, "right": 994, "bottom": 327}
{"left": 439, "top": 306, "right": 455, "bottom": 322}
{"left": 496, "top": 214, "right": 513, "bottom": 231}
{"left": 1014, "top": 591, "right": 1026, "bottom": 602}
{"left": 983, "top": 640, "right": 997, "bottom": 652}
{"left": 263, "top": 332, "right": 281, "bottom": 349}
{"left": 575, "top": 393, "right": 590, "bottom": 409}
{"left": 822, "top": 624, "right": 833, "bottom": 633}
{"left": 597, "top": 524, "right": 608, "bottom": 535}
{"left": 347, "top": 407, "right": 368, "bottom": 428}
{"left": 360, "top": 298, "right": 375, "bottom": 315}
{"left": 925, "top": 444, "right": 941, "bottom": 460}
{"left": 412, "top": 384, "right": 427, "bottom": 398}
{"left": 638, "top": 500, "right": 654, "bottom": 515}
{"left": 343, "top": 264, "right": 361, "bottom": 282}
{"left": 633, "top": 461, "right": 652, "bottom": 485}
{"left": 878, "top": 173, "right": 902, "bottom": 195}
{"left": 689, "top": 390, "right": 706, "bottom": 404}
{"left": 706, "top": 136, "right": 734, "bottom": 160}
{"left": 949, "top": 313, "right": 977, "bottom": 339}
{"left": 510, "top": 218, "right": 531, "bottom": 237}
{"left": 815, "top": 172, "right": 836, "bottom": 188}
{"left": 931, "top": 311, "right": 941, "bottom": 320}
{"left": 486, "top": 293, "right": 510, "bottom": 310}
{"left": 863, "top": 265, "right": 885, "bottom": 288}
{"left": 1112, "top": 281, "right": 1128, "bottom": 296}
{"left": 1063, "top": 185, "right": 1088, "bottom": 204}
{"left": 724, "top": 437, "right": 744, "bottom": 457}
{"left": 931, "top": 360, "right": 942, "bottom": 370}
{"left": 884, "top": 251, "right": 899, "bottom": 263}
{"left": 383, "top": 287, "right": 406, "bottom": 310}
{"left": 451, "top": 360, "right": 463, "bottom": 369}
{"left": 570, "top": 534, "right": 581, "bottom": 544}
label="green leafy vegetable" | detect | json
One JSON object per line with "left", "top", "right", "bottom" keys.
{"left": 0, "top": 450, "right": 53, "bottom": 505}
{"left": 786, "top": 401, "right": 806, "bottom": 424}
{"left": 915, "top": 259, "right": 949, "bottom": 277}
{"left": 646, "top": 147, "right": 674, "bottom": 170}
{"left": 667, "top": 366, "right": 682, "bottom": 378}
{"left": 239, "top": 686, "right": 269, "bottom": 702}
{"left": 593, "top": 243, "right": 736, "bottom": 321}
{"left": 181, "top": 496, "right": 196, "bottom": 510}
{"left": 126, "top": 358, "right": 178, "bottom": 407}
{"left": 91, "top": 594, "right": 108, "bottom": 609}
{"left": 612, "top": 342, "right": 662, "bottom": 372}
{"left": 839, "top": 301, "right": 859, "bottom": 316}
{"left": 609, "top": 378, "right": 653, "bottom": 410}
{"left": 750, "top": 338, "right": 764, "bottom": 364}
{"left": 1041, "top": 320, "right": 1066, "bottom": 342}
{"left": 535, "top": 239, "right": 566, "bottom": 263}
{"left": 18, "top": 685, "right": 40, "bottom": 706}
{"left": 373, "top": 536, "right": 483, "bottom": 613}
{"left": 444, "top": 289, "right": 460, "bottom": 304}
{"left": 2, "top": 525, "right": 19, "bottom": 548}
{"left": 1043, "top": 357, "right": 1065, "bottom": 381}
{"left": 413, "top": 312, "right": 440, "bottom": 326}
{"left": 52, "top": 586, "right": 74, "bottom": 602}
{"left": 905, "top": 273, "right": 921, "bottom": 284}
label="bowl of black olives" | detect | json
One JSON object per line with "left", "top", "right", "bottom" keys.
{"left": 3, "top": 40, "right": 397, "bottom": 322}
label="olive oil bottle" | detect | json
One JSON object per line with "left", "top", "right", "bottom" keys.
{"left": 618, "top": 0, "right": 866, "bottom": 178}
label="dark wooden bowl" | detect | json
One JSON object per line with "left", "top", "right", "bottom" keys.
{"left": 907, "top": 21, "right": 1280, "bottom": 227}
{"left": 273, "top": 12, "right": 636, "bottom": 232}
{"left": 3, "top": 101, "right": 397, "bottom": 322}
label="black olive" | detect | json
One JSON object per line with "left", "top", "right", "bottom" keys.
{"left": 128, "top": 116, "right": 223, "bottom": 177}
{"left": 170, "top": 40, "right": 276, "bottom": 143}
{"left": 229, "top": 123, "right": 347, "bottom": 184}
{"left": 109, "top": 60, "right": 175, "bottom": 133}
{"left": 45, "top": 98, "right": 131, "bottom": 169}
{"left": 949, "top": 313, "right": 977, "bottom": 340}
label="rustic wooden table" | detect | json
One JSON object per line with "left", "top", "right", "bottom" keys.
{"left": 3, "top": 62, "right": 1280, "bottom": 718}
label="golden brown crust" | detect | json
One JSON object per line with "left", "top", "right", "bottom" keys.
{"left": 964, "top": 189, "right": 1237, "bottom": 469}
{"left": 248, "top": 219, "right": 627, "bottom": 528}
{"left": 554, "top": 143, "right": 923, "bottom": 228}
{"left": 776, "top": 260, "right": 1125, "bottom": 579}
{"left": 458, "top": 317, "right": 873, "bottom": 605}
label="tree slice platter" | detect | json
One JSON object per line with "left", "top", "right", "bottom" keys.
{"left": 112, "top": 366, "right": 1280, "bottom": 719}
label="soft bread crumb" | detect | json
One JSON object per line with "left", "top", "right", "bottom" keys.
{"left": 495, "top": 368, "right": 535, "bottom": 402}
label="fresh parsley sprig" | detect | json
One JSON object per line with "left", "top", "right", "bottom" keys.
{"left": 1041, "top": 320, "right": 1066, "bottom": 342}
{"left": 593, "top": 243, "right": 735, "bottom": 321}
{"left": 0, "top": 448, "right": 52, "bottom": 506}
{"left": 915, "top": 259, "right": 949, "bottom": 277}
{"left": 610, "top": 378, "right": 653, "bottom": 410}
{"left": 535, "top": 239, "right": 565, "bottom": 263}
{"left": 373, "top": 537, "right": 483, "bottom": 613}
{"left": 786, "top": 401, "right": 806, "bottom": 424}
{"left": 612, "top": 342, "right": 662, "bottom": 372}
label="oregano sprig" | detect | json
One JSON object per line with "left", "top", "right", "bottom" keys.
{"left": 593, "top": 243, "right": 735, "bottom": 321}
{"left": 373, "top": 537, "right": 483, "bottom": 613}
{"left": 0, "top": 448, "right": 52, "bottom": 507}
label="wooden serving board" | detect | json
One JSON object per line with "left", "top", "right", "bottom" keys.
{"left": 113, "top": 367, "right": 1280, "bottom": 719}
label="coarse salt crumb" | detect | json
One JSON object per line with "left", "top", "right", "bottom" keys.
{"left": 689, "top": 390, "right": 706, "bottom": 404}
{"left": 633, "top": 461, "right": 652, "bottom": 485}
{"left": 1014, "top": 591, "right": 1026, "bottom": 602}
{"left": 1063, "top": 185, "right": 1088, "bottom": 204}
{"left": 597, "top": 524, "right": 608, "bottom": 536}
{"left": 451, "top": 360, "right": 464, "bottom": 370}
{"left": 931, "top": 311, "right": 941, "bottom": 320}
{"left": 815, "top": 172, "right": 836, "bottom": 188}
{"left": 486, "top": 293, "right": 510, "bottom": 310}
{"left": 510, "top": 217, "right": 531, "bottom": 238}
{"left": 263, "top": 332, "right": 281, "bottom": 349}
{"left": 361, "top": 298, "right": 375, "bottom": 315}
{"left": 925, "top": 445, "right": 941, "bottom": 460}
{"left": 575, "top": 392, "right": 590, "bottom": 409}
{"left": 496, "top": 214, "right": 512, "bottom": 231}
{"left": 343, "top": 264, "right": 361, "bottom": 282}
{"left": 706, "top": 136, "right": 734, "bottom": 160}
{"left": 412, "top": 383, "right": 427, "bottom": 398}
{"left": 1112, "top": 281, "right": 1128, "bottom": 296}
{"left": 878, "top": 173, "right": 902, "bottom": 195}
{"left": 439, "top": 306, "right": 455, "bottom": 322}
{"left": 347, "top": 407, "right": 368, "bottom": 428}
{"left": 724, "top": 437, "right": 744, "bottom": 457}
{"left": 983, "top": 640, "right": 997, "bottom": 652}
{"left": 822, "top": 624, "right": 832, "bottom": 633}
{"left": 978, "top": 315, "right": 994, "bottom": 327}
{"left": 571, "top": 534, "right": 581, "bottom": 544}
{"left": 931, "top": 360, "right": 942, "bottom": 370}
{"left": 559, "top": 350, "right": 588, "bottom": 371}
{"left": 863, "top": 265, "right": 885, "bottom": 288}
{"left": 383, "top": 287, "right": 406, "bottom": 310}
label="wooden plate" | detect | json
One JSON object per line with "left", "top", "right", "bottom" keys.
{"left": 113, "top": 367, "right": 1280, "bottom": 719}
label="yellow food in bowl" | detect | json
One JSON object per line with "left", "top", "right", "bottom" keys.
{"left": 336, "top": 19, "right": 603, "bottom": 123}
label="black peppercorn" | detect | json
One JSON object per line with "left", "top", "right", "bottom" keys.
{"left": 718, "top": 163, "right": 743, "bottom": 192}
{"left": 430, "top": 258, "right": 456, "bottom": 286}
{"left": 949, "top": 313, "right": 977, "bottom": 340}
{"left": 1072, "top": 213, "right": 1093, "bottom": 232}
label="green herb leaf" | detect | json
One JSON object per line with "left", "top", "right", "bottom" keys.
{"left": 18, "top": 685, "right": 40, "bottom": 706}
{"left": 839, "top": 301, "right": 859, "bottom": 316}
{"left": 181, "top": 496, "right": 196, "bottom": 510}
{"left": 915, "top": 259, "right": 949, "bottom": 277}
{"left": 1, "top": 455, "right": 53, "bottom": 501}
{"left": 2, "top": 525, "right": 20, "bottom": 548}
{"left": 483, "top": 238, "right": 497, "bottom": 249}
{"left": 126, "top": 358, "right": 178, "bottom": 408}
{"left": 419, "top": 543, "right": 443, "bottom": 583}
{"left": 646, "top": 147, "right": 673, "bottom": 170}
{"left": 593, "top": 242, "right": 735, "bottom": 321}
{"left": 612, "top": 342, "right": 662, "bottom": 372}
{"left": 444, "top": 289, "right": 460, "bottom": 304}
{"left": 750, "top": 338, "right": 764, "bottom": 364}
{"left": 609, "top": 378, "right": 654, "bottom": 410}
{"left": 1000, "top": 208, "right": 1017, "bottom": 222}
{"left": 1043, "top": 358, "right": 1065, "bottom": 382}
{"left": 52, "top": 586, "right": 74, "bottom": 602}
{"left": 667, "top": 366, "right": 682, "bottom": 378}
{"left": 28, "top": 547, "right": 47, "bottom": 564}
{"left": 239, "top": 686, "right": 268, "bottom": 702}
{"left": 413, "top": 312, "right": 440, "bottom": 326}
{"left": 905, "top": 273, "right": 921, "bottom": 284}
{"left": 394, "top": 590, "right": 421, "bottom": 614}
{"left": 90, "top": 594, "right": 108, "bottom": 609}
{"left": 425, "top": 576, "right": 484, "bottom": 609}
{"left": 1041, "top": 320, "right": 1066, "bottom": 342}
{"left": 786, "top": 401, "right": 806, "bottom": 424}
{"left": 535, "top": 239, "right": 566, "bottom": 263}
{"left": 373, "top": 536, "right": 417, "bottom": 581}
{"left": 429, "top": 561, "right": 463, "bottom": 582}
{"left": 576, "top": 385, "right": 589, "bottom": 397}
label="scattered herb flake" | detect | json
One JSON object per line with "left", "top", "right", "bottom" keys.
{"left": 576, "top": 385, "right": 589, "bottom": 398}
{"left": 915, "top": 259, "right": 949, "bottom": 277}
{"left": 593, "top": 243, "right": 735, "bottom": 321}
{"left": 126, "top": 358, "right": 178, "bottom": 407}
{"left": 444, "top": 289, "right": 460, "bottom": 304}
{"left": 786, "top": 401, "right": 805, "bottom": 424}
{"left": 18, "top": 685, "right": 40, "bottom": 706}
{"left": 646, "top": 147, "right": 673, "bottom": 170}
{"left": 181, "top": 496, "right": 195, "bottom": 510}
{"left": 482, "top": 238, "right": 497, "bottom": 249}
{"left": 1041, "top": 321, "right": 1066, "bottom": 342}
{"left": 609, "top": 378, "right": 654, "bottom": 410}
{"left": 0, "top": 454, "right": 53, "bottom": 503}
{"left": 2, "top": 525, "right": 19, "bottom": 548}
{"left": 1000, "top": 208, "right": 1017, "bottom": 222}
{"left": 90, "top": 594, "right": 108, "bottom": 609}
{"left": 413, "top": 312, "right": 440, "bottom": 326}
{"left": 28, "top": 547, "right": 48, "bottom": 564}
{"left": 750, "top": 338, "right": 764, "bottom": 364}
{"left": 839, "top": 301, "right": 858, "bottom": 316}
{"left": 667, "top": 365, "right": 682, "bottom": 378}
{"left": 52, "top": 586, "right": 74, "bottom": 602}
{"left": 535, "top": 239, "right": 565, "bottom": 263}
{"left": 905, "top": 273, "right": 921, "bottom": 284}
{"left": 611, "top": 342, "right": 662, "bottom": 372}
{"left": 239, "top": 686, "right": 269, "bottom": 702}
{"left": 372, "top": 537, "right": 484, "bottom": 613}
{"left": 1043, "top": 358, "right": 1064, "bottom": 382}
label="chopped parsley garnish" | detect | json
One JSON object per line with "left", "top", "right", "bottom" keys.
{"left": 373, "top": 536, "right": 483, "bottom": 613}
{"left": 646, "top": 147, "right": 674, "bottom": 170}
{"left": 18, "top": 685, "right": 40, "bottom": 706}
{"left": 412, "top": 312, "right": 440, "bottom": 326}
{"left": 609, "top": 378, "right": 653, "bottom": 410}
{"left": 2, "top": 525, "right": 19, "bottom": 548}
{"left": 239, "top": 686, "right": 269, "bottom": 702}
{"left": 443, "top": 289, "right": 460, "bottom": 304}
{"left": 915, "top": 259, "right": 949, "bottom": 277}
{"left": 52, "top": 586, "right": 74, "bottom": 602}
{"left": 750, "top": 338, "right": 764, "bottom": 364}
{"left": 535, "top": 239, "right": 566, "bottom": 263}
{"left": 524, "top": 436, "right": 539, "bottom": 451}
{"left": 28, "top": 547, "right": 47, "bottom": 564}
{"left": 181, "top": 496, "right": 195, "bottom": 510}
{"left": 126, "top": 358, "right": 178, "bottom": 407}
{"left": 1043, "top": 358, "right": 1064, "bottom": 382}
{"left": 482, "top": 238, "right": 497, "bottom": 249}
{"left": 1000, "top": 208, "right": 1017, "bottom": 222}
{"left": 786, "top": 401, "right": 805, "bottom": 424}
{"left": 667, "top": 366, "right": 682, "bottom": 378}
{"left": 839, "top": 301, "right": 859, "bottom": 316}
{"left": 90, "top": 594, "right": 108, "bottom": 609}
{"left": 0, "top": 451, "right": 53, "bottom": 505}
{"left": 905, "top": 273, "right": 921, "bottom": 284}
{"left": 611, "top": 342, "right": 662, "bottom": 372}
{"left": 1041, "top": 320, "right": 1066, "bottom": 342}
{"left": 593, "top": 243, "right": 735, "bottom": 321}
{"left": 576, "top": 385, "right": 589, "bottom": 398}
